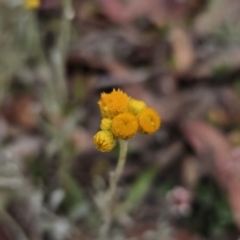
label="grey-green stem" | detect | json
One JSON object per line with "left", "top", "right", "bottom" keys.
{"left": 100, "top": 139, "right": 128, "bottom": 239}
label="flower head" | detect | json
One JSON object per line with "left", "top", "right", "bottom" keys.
{"left": 98, "top": 89, "right": 130, "bottom": 118}
{"left": 128, "top": 99, "right": 147, "bottom": 115}
{"left": 100, "top": 118, "right": 112, "bottom": 131}
{"left": 112, "top": 112, "right": 138, "bottom": 140}
{"left": 137, "top": 108, "right": 161, "bottom": 134}
{"left": 94, "top": 89, "right": 161, "bottom": 152}
{"left": 24, "top": 0, "right": 40, "bottom": 9}
{"left": 93, "top": 131, "right": 116, "bottom": 152}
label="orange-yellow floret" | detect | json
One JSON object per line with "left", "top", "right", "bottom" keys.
{"left": 137, "top": 108, "right": 161, "bottom": 134}
{"left": 24, "top": 0, "right": 40, "bottom": 9}
{"left": 112, "top": 112, "right": 138, "bottom": 140}
{"left": 93, "top": 131, "right": 116, "bottom": 152}
{"left": 100, "top": 118, "right": 112, "bottom": 131}
{"left": 98, "top": 89, "right": 130, "bottom": 118}
{"left": 128, "top": 99, "right": 147, "bottom": 115}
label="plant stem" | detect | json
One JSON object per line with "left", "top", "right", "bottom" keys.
{"left": 101, "top": 139, "right": 128, "bottom": 238}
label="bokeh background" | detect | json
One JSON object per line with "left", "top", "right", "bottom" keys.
{"left": 1, "top": 0, "right": 240, "bottom": 239}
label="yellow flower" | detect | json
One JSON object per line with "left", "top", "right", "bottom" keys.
{"left": 128, "top": 99, "right": 147, "bottom": 115}
{"left": 100, "top": 118, "right": 112, "bottom": 131}
{"left": 98, "top": 89, "right": 130, "bottom": 118}
{"left": 93, "top": 131, "right": 116, "bottom": 152}
{"left": 137, "top": 108, "right": 161, "bottom": 134}
{"left": 112, "top": 112, "right": 138, "bottom": 140}
{"left": 24, "top": 0, "right": 40, "bottom": 9}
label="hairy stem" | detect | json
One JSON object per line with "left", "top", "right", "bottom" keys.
{"left": 101, "top": 139, "right": 128, "bottom": 238}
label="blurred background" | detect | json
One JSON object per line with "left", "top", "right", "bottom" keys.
{"left": 1, "top": 0, "right": 240, "bottom": 239}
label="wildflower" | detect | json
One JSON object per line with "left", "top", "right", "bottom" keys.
{"left": 128, "top": 99, "right": 147, "bottom": 116}
{"left": 137, "top": 108, "right": 161, "bottom": 134}
{"left": 98, "top": 89, "right": 130, "bottom": 118}
{"left": 112, "top": 112, "right": 138, "bottom": 140}
{"left": 94, "top": 89, "right": 162, "bottom": 234}
{"left": 93, "top": 131, "right": 116, "bottom": 152}
{"left": 100, "top": 118, "right": 112, "bottom": 131}
{"left": 24, "top": 0, "right": 40, "bottom": 9}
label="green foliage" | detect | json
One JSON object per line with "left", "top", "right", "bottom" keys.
{"left": 212, "top": 64, "right": 231, "bottom": 79}
{"left": 124, "top": 167, "right": 158, "bottom": 212}
{"left": 59, "top": 172, "right": 85, "bottom": 213}
{"left": 159, "top": 181, "right": 175, "bottom": 194}
{"left": 233, "top": 77, "right": 240, "bottom": 93}
{"left": 183, "top": 178, "right": 236, "bottom": 238}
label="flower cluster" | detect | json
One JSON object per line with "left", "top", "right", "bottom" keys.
{"left": 94, "top": 89, "right": 161, "bottom": 152}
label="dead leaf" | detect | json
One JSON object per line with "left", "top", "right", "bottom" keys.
{"left": 181, "top": 120, "right": 240, "bottom": 229}
{"left": 169, "top": 27, "right": 195, "bottom": 74}
{"left": 3, "top": 94, "right": 41, "bottom": 130}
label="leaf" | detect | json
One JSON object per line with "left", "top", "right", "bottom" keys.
{"left": 123, "top": 167, "right": 158, "bottom": 213}
{"left": 60, "top": 172, "right": 85, "bottom": 213}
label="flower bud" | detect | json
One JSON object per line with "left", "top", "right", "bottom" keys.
{"left": 93, "top": 131, "right": 116, "bottom": 152}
